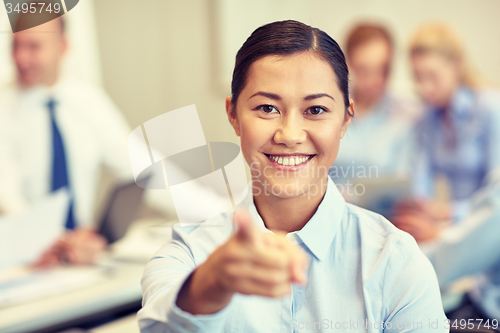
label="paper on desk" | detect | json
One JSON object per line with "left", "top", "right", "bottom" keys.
{"left": 110, "top": 220, "right": 173, "bottom": 262}
{"left": 0, "top": 189, "right": 69, "bottom": 270}
{"left": 0, "top": 266, "right": 107, "bottom": 308}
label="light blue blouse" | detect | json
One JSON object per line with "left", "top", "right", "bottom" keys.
{"left": 138, "top": 177, "right": 447, "bottom": 332}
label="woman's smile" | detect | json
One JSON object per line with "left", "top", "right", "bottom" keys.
{"left": 263, "top": 153, "right": 316, "bottom": 171}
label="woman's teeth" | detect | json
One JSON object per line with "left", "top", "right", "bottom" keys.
{"left": 268, "top": 155, "right": 312, "bottom": 166}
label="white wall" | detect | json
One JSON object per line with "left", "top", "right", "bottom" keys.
{"left": 213, "top": 0, "right": 500, "bottom": 100}
{"left": 93, "top": 0, "right": 500, "bottom": 147}
{"left": 94, "top": 0, "right": 234, "bottom": 144}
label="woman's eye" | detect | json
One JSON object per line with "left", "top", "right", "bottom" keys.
{"left": 306, "top": 106, "right": 326, "bottom": 115}
{"left": 257, "top": 105, "right": 279, "bottom": 114}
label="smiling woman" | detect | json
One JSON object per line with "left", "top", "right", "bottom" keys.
{"left": 228, "top": 49, "right": 353, "bottom": 231}
{"left": 138, "top": 20, "right": 448, "bottom": 333}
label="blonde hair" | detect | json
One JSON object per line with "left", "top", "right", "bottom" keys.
{"left": 409, "top": 23, "right": 479, "bottom": 88}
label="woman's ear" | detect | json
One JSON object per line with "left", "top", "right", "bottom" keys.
{"left": 226, "top": 96, "right": 241, "bottom": 137}
{"left": 340, "top": 99, "right": 354, "bottom": 139}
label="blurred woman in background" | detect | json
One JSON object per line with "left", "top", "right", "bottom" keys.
{"left": 394, "top": 23, "right": 500, "bottom": 241}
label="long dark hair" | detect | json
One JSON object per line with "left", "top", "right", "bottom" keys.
{"left": 231, "top": 20, "right": 352, "bottom": 116}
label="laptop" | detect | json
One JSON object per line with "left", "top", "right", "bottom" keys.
{"left": 98, "top": 178, "right": 149, "bottom": 244}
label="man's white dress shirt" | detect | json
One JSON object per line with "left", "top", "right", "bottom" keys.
{"left": 0, "top": 80, "right": 150, "bottom": 225}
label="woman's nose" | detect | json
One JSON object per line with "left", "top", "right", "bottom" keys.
{"left": 273, "top": 116, "right": 306, "bottom": 147}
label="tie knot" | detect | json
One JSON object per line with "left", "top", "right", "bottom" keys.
{"left": 47, "top": 98, "right": 57, "bottom": 113}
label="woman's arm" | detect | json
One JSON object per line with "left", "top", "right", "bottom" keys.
{"left": 138, "top": 209, "right": 308, "bottom": 333}
{"left": 138, "top": 230, "right": 238, "bottom": 333}
{"left": 410, "top": 124, "right": 435, "bottom": 200}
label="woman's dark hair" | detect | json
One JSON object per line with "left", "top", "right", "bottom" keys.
{"left": 231, "top": 20, "right": 352, "bottom": 116}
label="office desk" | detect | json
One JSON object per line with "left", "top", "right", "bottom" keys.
{"left": 91, "top": 314, "right": 140, "bottom": 333}
{"left": 0, "top": 218, "right": 174, "bottom": 333}
{"left": 0, "top": 262, "right": 144, "bottom": 333}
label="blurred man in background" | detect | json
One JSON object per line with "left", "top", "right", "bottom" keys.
{"left": 0, "top": 14, "right": 143, "bottom": 266}
{"left": 330, "top": 23, "right": 421, "bottom": 213}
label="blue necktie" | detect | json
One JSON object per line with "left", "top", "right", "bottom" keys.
{"left": 48, "top": 98, "right": 75, "bottom": 230}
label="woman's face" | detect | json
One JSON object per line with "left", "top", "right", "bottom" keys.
{"left": 411, "top": 52, "right": 461, "bottom": 108}
{"left": 226, "top": 52, "right": 353, "bottom": 199}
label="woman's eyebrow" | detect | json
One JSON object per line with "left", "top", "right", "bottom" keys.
{"left": 248, "top": 92, "right": 281, "bottom": 100}
{"left": 248, "top": 92, "right": 335, "bottom": 102}
{"left": 304, "top": 93, "right": 335, "bottom": 101}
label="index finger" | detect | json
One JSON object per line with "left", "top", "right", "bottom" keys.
{"left": 267, "top": 232, "right": 309, "bottom": 285}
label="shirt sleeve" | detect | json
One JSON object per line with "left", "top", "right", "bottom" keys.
{"left": 89, "top": 88, "right": 135, "bottom": 181}
{"left": 410, "top": 125, "right": 434, "bottom": 199}
{"left": 451, "top": 199, "right": 471, "bottom": 222}
{"left": 0, "top": 116, "right": 28, "bottom": 214}
{"left": 137, "top": 229, "right": 231, "bottom": 333}
{"left": 383, "top": 233, "right": 448, "bottom": 332}
{"left": 486, "top": 95, "right": 500, "bottom": 173}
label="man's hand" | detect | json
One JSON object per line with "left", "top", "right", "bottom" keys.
{"left": 33, "top": 228, "right": 108, "bottom": 268}
{"left": 176, "top": 209, "right": 309, "bottom": 315}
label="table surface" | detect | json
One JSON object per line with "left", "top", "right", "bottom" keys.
{"left": 91, "top": 314, "right": 140, "bottom": 333}
{"left": 0, "top": 218, "right": 174, "bottom": 333}
{"left": 0, "top": 262, "right": 145, "bottom": 333}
